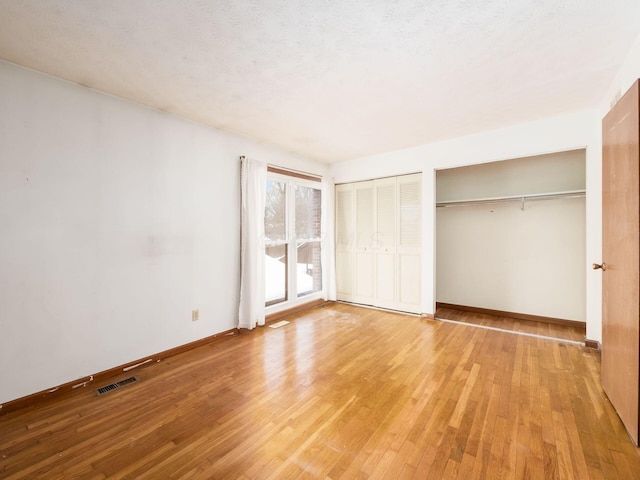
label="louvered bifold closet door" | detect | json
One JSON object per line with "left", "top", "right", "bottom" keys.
{"left": 335, "top": 173, "right": 422, "bottom": 313}
{"left": 335, "top": 184, "right": 355, "bottom": 302}
{"left": 397, "top": 174, "right": 422, "bottom": 313}
{"left": 354, "top": 181, "right": 375, "bottom": 304}
{"left": 374, "top": 178, "right": 397, "bottom": 309}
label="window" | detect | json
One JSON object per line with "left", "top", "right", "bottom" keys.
{"left": 265, "top": 171, "right": 322, "bottom": 308}
{"left": 265, "top": 180, "right": 288, "bottom": 306}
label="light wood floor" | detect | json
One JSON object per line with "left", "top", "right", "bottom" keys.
{"left": 435, "top": 307, "right": 587, "bottom": 343}
{"left": 1, "top": 303, "right": 639, "bottom": 479}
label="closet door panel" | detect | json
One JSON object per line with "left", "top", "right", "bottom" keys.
{"left": 335, "top": 184, "right": 355, "bottom": 301}
{"left": 355, "top": 182, "right": 375, "bottom": 249}
{"left": 374, "top": 178, "right": 397, "bottom": 308}
{"left": 398, "top": 176, "right": 422, "bottom": 249}
{"left": 375, "top": 179, "right": 396, "bottom": 249}
{"left": 398, "top": 253, "right": 421, "bottom": 313}
{"left": 397, "top": 174, "right": 422, "bottom": 313}
{"left": 336, "top": 251, "right": 354, "bottom": 299}
{"left": 354, "top": 252, "right": 374, "bottom": 303}
{"left": 375, "top": 253, "right": 396, "bottom": 308}
{"left": 336, "top": 186, "right": 354, "bottom": 249}
{"left": 354, "top": 181, "right": 375, "bottom": 304}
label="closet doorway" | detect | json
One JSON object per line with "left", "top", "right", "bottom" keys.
{"left": 435, "top": 150, "right": 586, "bottom": 329}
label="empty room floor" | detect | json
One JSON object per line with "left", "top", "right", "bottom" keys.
{"left": 435, "top": 307, "right": 586, "bottom": 343}
{"left": 1, "top": 303, "right": 639, "bottom": 479}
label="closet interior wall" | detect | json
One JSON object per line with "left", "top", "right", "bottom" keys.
{"left": 436, "top": 150, "right": 587, "bottom": 322}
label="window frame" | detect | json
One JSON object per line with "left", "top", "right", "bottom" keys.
{"left": 264, "top": 170, "right": 324, "bottom": 313}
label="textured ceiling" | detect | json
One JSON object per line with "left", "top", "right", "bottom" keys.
{"left": 0, "top": 1, "right": 639, "bottom": 163}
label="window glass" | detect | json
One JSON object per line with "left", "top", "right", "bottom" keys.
{"left": 295, "top": 186, "right": 321, "bottom": 240}
{"left": 296, "top": 241, "right": 322, "bottom": 297}
{"left": 265, "top": 244, "right": 287, "bottom": 305}
{"left": 265, "top": 180, "right": 286, "bottom": 242}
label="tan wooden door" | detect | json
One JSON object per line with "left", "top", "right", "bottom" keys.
{"left": 601, "top": 79, "right": 640, "bottom": 445}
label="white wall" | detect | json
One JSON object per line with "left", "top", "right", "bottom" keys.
{"left": 436, "top": 150, "right": 586, "bottom": 201}
{"left": 600, "top": 30, "right": 640, "bottom": 116}
{"left": 331, "top": 109, "right": 601, "bottom": 338}
{"left": 0, "top": 61, "right": 327, "bottom": 405}
{"left": 437, "top": 200, "right": 586, "bottom": 320}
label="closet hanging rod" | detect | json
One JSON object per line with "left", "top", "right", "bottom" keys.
{"left": 436, "top": 189, "right": 586, "bottom": 208}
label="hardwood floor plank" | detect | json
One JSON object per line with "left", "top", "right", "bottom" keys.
{"left": 1, "top": 303, "right": 639, "bottom": 479}
{"left": 542, "top": 441, "right": 560, "bottom": 480}
{"left": 435, "top": 307, "right": 586, "bottom": 343}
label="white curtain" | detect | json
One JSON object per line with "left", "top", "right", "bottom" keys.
{"left": 238, "top": 157, "right": 267, "bottom": 329}
{"left": 321, "top": 177, "right": 337, "bottom": 301}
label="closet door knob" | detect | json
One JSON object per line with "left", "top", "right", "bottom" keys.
{"left": 592, "top": 263, "right": 606, "bottom": 271}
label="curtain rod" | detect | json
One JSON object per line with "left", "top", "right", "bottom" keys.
{"left": 240, "top": 156, "right": 322, "bottom": 181}
{"left": 267, "top": 165, "right": 322, "bottom": 180}
{"left": 436, "top": 190, "right": 586, "bottom": 209}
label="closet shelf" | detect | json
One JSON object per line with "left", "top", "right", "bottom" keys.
{"left": 436, "top": 189, "right": 586, "bottom": 208}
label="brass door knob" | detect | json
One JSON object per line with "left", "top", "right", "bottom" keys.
{"left": 593, "top": 263, "right": 607, "bottom": 271}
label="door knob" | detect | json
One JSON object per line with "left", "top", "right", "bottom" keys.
{"left": 593, "top": 263, "right": 607, "bottom": 271}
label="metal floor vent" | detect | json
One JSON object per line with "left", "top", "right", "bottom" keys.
{"left": 95, "top": 376, "right": 139, "bottom": 396}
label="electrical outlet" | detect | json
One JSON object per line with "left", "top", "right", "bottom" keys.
{"left": 192, "top": 309, "right": 199, "bottom": 322}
